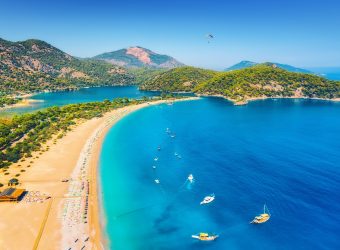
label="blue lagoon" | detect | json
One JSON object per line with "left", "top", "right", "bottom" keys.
{"left": 100, "top": 98, "right": 340, "bottom": 249}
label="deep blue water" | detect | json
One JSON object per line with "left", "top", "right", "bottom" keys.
{"left": 0, "top": 86, "right": 157, "bottom": 115}
{"left": 100, "top": 98, "right": 340, "bottom": 250}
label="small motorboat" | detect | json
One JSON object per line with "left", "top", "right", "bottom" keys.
{"left": 157, "top": 146, "right": 161, "bottom": 151}
{"left": 154, "top": 157, "right": 159, "bottom": 161}
{"left": 152, "top": 166, "right": 156, "bottom": 169}
{"left": 170, "top": 134, "right": 176, "bottom": 138}
{"left": 200, "top": 194, "right": 215, "bottom": 205}
{"left": 250, "top": 204, "right": 271, "bottom": 224}
{"left": 192, "top": 233, "right": 219, "bottom": 241}
{"left": 166, "top": 128, "right": 170, "bottom": 134}
{"left": 155, "top": 179, "right": 160, "bottom": 184}
{"left": 188, "top": 174, "right": 194, "bottom": 183}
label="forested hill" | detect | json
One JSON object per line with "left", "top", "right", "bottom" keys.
{"left": 141, "top": 65, "right": 340, "bottom": 104}
{"left": 139, "top": 66, "right": 218, "bottom": 92}
{"left": 0, "top": 38, "right": 133, "bottom": 95}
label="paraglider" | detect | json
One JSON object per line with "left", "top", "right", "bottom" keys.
{"left": 206, "top": 34, "right": 214, "bottom": 43}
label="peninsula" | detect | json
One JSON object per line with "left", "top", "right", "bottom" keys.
{"left": 140, "top": 64, "right": 340, "bottom": 104}
{"left": 0, "top": 96, "right": 198, "bottom": 249}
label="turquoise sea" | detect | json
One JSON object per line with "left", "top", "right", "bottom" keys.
{"left": 1, "top": 86, "right": 156, "bottom": 116}
{"left": 100, "top": 98, "right": 340, "bottom": 250}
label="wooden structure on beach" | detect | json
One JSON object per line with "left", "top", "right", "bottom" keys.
{"left": 0, "top": 188, "right": 25, "bottom": 202}
{"left": 8, "top": 178, "right": 19, "bottom": 186}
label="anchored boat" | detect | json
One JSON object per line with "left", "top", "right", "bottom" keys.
{"left": 200, "top": 194, "right": 215, "bottom": 205}
{"left": 250, "top": 204, "right": 270, "bottom": 224}
{"left": 188, "top": 174, "right": 194, "bottom": 183}
{"left": 192, "top": 233, "right": 219, "bottom": 241}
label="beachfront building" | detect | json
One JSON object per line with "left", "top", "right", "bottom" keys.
{"left": 0, "top": 188, "right": 25, "bottom": 202}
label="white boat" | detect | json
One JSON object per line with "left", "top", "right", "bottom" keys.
{"left": 192, "top": 233, "right": 219, "bottom": 241}
{"left": 170, "top": 134, "right": 176, "bottom": 138}
{"left": 188, "top": 174, "right": 194, "bottom": 183}
{"left": 152, "top": 166, "right": 156, "bottom": 169}
{"left": 166, "top": 128, "right": 170, "bottom": 133}
{"left": 200, "top": 194, "right": 215, "bottom": 205}
{"left": 154, "top": 157, "right": 158, "bottom": 161}
{"left": 155, "top": 179, "right": 160, "bottom": 184}
{"left": 174, "top": 153, "right": 181, "bottom": 159}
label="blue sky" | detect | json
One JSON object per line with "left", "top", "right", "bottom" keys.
{"left": 1, "top": 0, "right": 339, "bottom": 69}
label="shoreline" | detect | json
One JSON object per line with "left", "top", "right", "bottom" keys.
{"left": 196, "top": 93, "right": 340, "bottom": 105}
{"left": 88, "top": 96, "right": 199, "bottom": 249}
{"left": 0, "top": 85, "right": 149, "bottom": 111}
{"left": 0, "top": 97, "right": 44, "bottom": 111}
{"left": 0, "top": 97, "right": 199, "bottom": 249}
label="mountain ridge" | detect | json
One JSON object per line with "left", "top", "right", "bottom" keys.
{"left": 225, "top": 60, "right": 312, "bottom": 74}
{"left": 0, "top": 38, "right": 133, "bottom": 95}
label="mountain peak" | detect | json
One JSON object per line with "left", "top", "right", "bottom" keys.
{"left": 93, "top": 47, "right": 184, "bottom": 69}
{"left": 126, "top": 46, "right": 153, "bottom": 65}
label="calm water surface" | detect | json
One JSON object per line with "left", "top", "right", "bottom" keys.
{"left": 100, "top": 98, "right": 340, "bottom": 250}
{"left": 1, "top": 86, "right": 157, "bottom": 116}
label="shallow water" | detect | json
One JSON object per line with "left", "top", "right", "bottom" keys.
{"left": 100, "top": 98, "right": 340, "bottom": 250}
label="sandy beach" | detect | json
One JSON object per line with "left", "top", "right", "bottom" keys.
{"left": 0, "top": 98, "right": 43, "bottom": 112}
{"left": 0, "top": 97, "right": 198, "bottom": 250}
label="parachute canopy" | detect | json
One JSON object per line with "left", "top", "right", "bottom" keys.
{"left": 206, "top": 34, "right": 214, "bottom": 43}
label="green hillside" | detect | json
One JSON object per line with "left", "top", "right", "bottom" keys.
{"left": 127, "top": 67, "right": 167, "bottom": 84}
{"left": 141, "top": 64, "right": 340, "bottom": 103}
{"left": 139, "top": 66, "right": 218, "bottom": 92}
{"left": 195, "top": 65, "right": 340, "bottom": 102}
{"left": 0, "top": 38, "right": 133, "bottom": 96}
